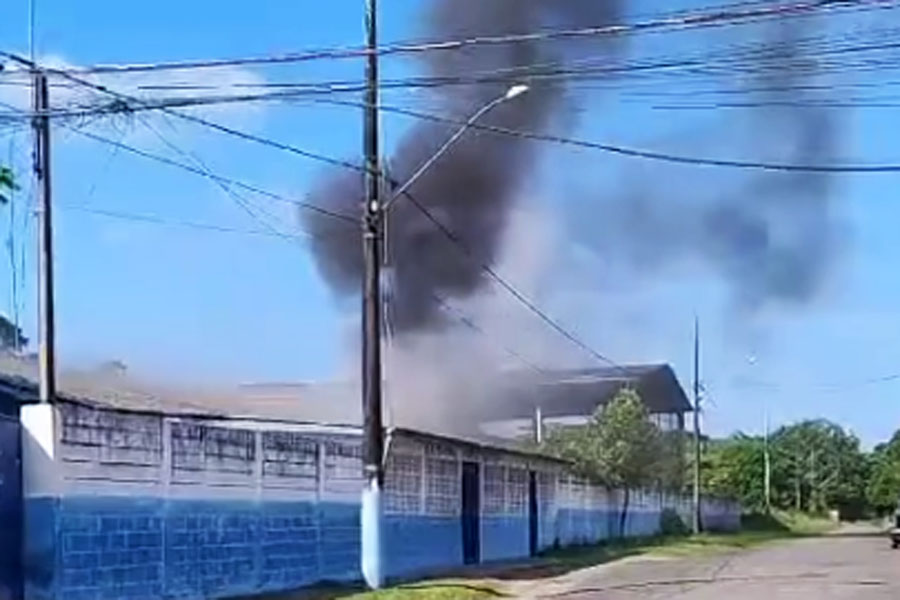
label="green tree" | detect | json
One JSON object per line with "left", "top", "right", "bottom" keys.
{"left": 867, "top": 431, "right": 900, "bottom": 514}
{"left": 700, "top": 420, "right": 871, "bottom": 518}
{"left": 770, "top": 420, "right": 868, "bottom": 516}
{"left": 0, "top": 166, "right": 16, "bottom": 205}
{"left": 656, "top": 429, "right": 690, "bottom": 493}
{"left": 0, "top": 314, "right": 26, "bottom": 350}
{"left": 702, "top": 434, "right": 767, "bottom": 511}
{"left": 541, "top": 388, "right": 662, "bottom": 534}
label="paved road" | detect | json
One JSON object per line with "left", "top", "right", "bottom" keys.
{"left": 513, "top": 526, "right": 900, "bottom": 599}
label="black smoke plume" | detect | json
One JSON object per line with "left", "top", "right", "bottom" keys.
{"left": 304, "top": 0, "right": 625, "bottom": 334}
{"left": 571, "top": 16, "right": 842, "bottom": 310}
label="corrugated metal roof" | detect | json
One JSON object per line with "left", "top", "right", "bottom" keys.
{"left": 0, "top": 356, "right": 690, "bottom": 438}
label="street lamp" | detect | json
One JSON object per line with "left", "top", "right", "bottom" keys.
{"left": 382, "top": 84, "right": 530, "bottom": 211}
{"left": 360, "top": 82, "right": 529, "bottom": 589}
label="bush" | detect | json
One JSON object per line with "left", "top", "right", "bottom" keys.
{"left": 660, "top": 508, "right": 689, "bottom": 536}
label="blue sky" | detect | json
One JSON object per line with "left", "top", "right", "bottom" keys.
{"left": 1, "top": 1, "right": 899, "bottom": 446}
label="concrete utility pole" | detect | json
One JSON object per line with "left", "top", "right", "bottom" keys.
{"left": 764, "top": 402, "right": 772, "bottom": 513}
{"left": 32, "top": 70, "right": 55, "bottom": 403}
{"left": 692, "top": 316, "right": 702, "bottom": 534}
{"left": 748, "top": 355, "right": 772, "bottom": 514}
{"left": 360, "top": 0, "right": 384, "bottom": 590}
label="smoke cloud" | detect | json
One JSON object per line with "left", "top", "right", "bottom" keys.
{"left": 571, "top": 17, "right": 842, "bottom": 311}
{"left": 300, "top": 3, "right": 851, "bottom": 436}
{"left": 304, "top": 0, "right": 625, "bottom": 333}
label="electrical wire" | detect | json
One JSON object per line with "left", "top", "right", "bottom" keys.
{"left": 139, "top": 111, "right": 296, "bottom": 239}
{"left": 70, "top": 127, "right": 356, "bottom": 223}
{"left": 392, "top": 186, "right": 625, "bottom": 372}
{"left": 11, "top": 65, "right": 900, "bottom": 175}
{"left": 3, "top": 0, "right": 892, "bottom": 76}
{"left": 60, "top": 202, "right": 309, "bottom": 240}
{"left": 0, "top": 51, "right": 370, "bottom": 179}
{"left": 9, "top": 26, "right": 900, "bottom": 123}
{"left": 430, "top": 292, "right": 546, "bottom": 375}
{"left": 312, "top": 97, "right": 900, "bottom": 173}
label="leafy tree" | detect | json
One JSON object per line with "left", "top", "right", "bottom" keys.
{"left": 0, "top": 166, "right": 17, "bottom": 205}
{"left": 541, "top": 388, "right": 662, "bottom": 534}
{"left": 0, "top": 314, "right": 26, "bottom": 350}
{"left": 867, "top": 430, "right": 900, "bottom": 514}
{"left": 656, "top": 429, "right": 690, "bottom": 493}
{"left": 701, "top": 434, "right": 767, "bottom": 511}
{"left": 770, "top": 420, "right": 867, "bottom": 515}
{"left": 700, "top": 420, "right": 871, "bottom": 518}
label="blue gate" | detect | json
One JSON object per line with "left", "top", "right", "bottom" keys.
{"left": 0, "top": 415, "right": 22, "bottom": 600}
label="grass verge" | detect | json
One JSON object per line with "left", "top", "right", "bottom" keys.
{"left": 281, "top": 511, "right": 836, "bottom": 599}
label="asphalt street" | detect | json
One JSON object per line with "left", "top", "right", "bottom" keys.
{"left": 513, "top": 525, "right": 900, "bottom": 599}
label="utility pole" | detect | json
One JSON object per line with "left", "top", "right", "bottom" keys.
{"left": 692, "top": 316, "right": 702, "bottom": 534}
{"left": 360, "top": 0, "right": 384, "bottom": 590}
{"left": 764, "top": 403, "right": 772, "bottom": 514}
{"left": 32, "top": 70, "right": 55, "bottom": 403}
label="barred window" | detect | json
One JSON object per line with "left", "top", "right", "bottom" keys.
{"left": 324, "top": 439, "right": 362, "bottom": 482}
{"left": 60, "top": 403, "right": 162, "bottom": 465}
{"left": 483, "top": 463, "right": 505, "bottom": 515}
{"left": 537, "top": 471, "right": 556, "bottom": 508}
{"left": 385, "top": 452, "right": 422, "bottom": 514}
{"left": 507, "top": 467, "right": 528, "bottom": 515}
{"left": 262, "top": 432, "right": 318, "bottom": 482}
{"left": 425, "top": 446, "right": 459, "bottom": 516}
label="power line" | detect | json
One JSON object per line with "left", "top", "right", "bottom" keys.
{"left": 391, "top": 185, "right": 625, "bottom": 372}
{"left": 0, "top": 103, "right": 346, "bottom": 245}
{"left": 0, "top": 52, "right": 369, "bottom": 178}
{"left": 13, "top": 72, "right": 900, "bottom": 177}
{"left": 9, "top": 27, "right": 900, "bottom": 123}
{"left": 429, "top": 292, "right": 546, "bottom": 375}
{"left": 138, "top": 111, "right": 296, "bottom": 239}
{"left": 71, "top": 127, "right": 357, "bottom": 223}
{"left": 15, "top": 47, "right": 900, "bottom": 175}
{"left": 60, "top": 202, "right": 309, "bottom": 240}
{"left": 3, "top": 0, "right": 891, "bottom": 76}
{"left": 734, "top": 372, "right": 900, "bottom": 392}
{"left": 77, "top": 129, "right": 357, "bottom": 222}
{"left": 319, "top": 97, "right": 900, "bottom": 173}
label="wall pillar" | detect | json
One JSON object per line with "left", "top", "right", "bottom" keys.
{"left": 21, "top": 403, "right": 61, "bottom": 600}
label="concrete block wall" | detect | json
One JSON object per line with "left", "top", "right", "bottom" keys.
{"left": 20, "top": 402, "right": 742, "bottom": 600}
{"left": 21, "top": 403, "right": 364, "bottom": 600}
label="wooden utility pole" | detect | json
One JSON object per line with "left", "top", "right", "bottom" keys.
{"left": 692, "top": 316, "right": 702, "bottom": 534}
{"left": 32, "top": 70, "right": 55, "bottom": 403}
{"left": 360, "top": 0, "right": 384, "bottom": 589}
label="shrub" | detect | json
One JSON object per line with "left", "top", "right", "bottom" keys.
{"left": 660, "top": 508, "right": 689, "bottom": 536}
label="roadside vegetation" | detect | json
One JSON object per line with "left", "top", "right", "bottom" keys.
{"left": 535, "top": 388, "right": 900, "bottom": 522}
{"left": 330, "top": 509, "right": 835, "bottom": 600}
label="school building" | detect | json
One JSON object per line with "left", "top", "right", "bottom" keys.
{"left": 0, "top": 360, "right": 740, "bottom": 600}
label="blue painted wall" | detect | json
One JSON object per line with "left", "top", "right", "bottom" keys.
{"left": 383, "top": 516, "right": 462, "bottom": 576}
{"left": 481, "top": 517, "right": 528, "bottom": 562}
{"left": 0, "top": 416, "right": 22, "bottom": 600}
{"left": 24, "top": 496, "right": 361, "bottom": 600}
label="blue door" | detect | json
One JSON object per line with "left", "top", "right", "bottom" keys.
{"left": 0, "top": 415, "right": 22, "bottom": 600}
{"left": 528, "top": 471, "right": 538, "bottom": 556}
{"left": 461, "top": 461, "right": 480, "bottom": 565}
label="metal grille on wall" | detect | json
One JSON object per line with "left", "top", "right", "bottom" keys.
{"left": 324, "top": 438, "right": 362, "bottom": 492}
{"left": 506, "top": 467, "right": 528, "bottom": 515}
{"left": 171, "top": 422, "right": 255, "bottom": 474}
{"left": 60, "top": 403, "right": 162, "bottom": 466}
{"left": 483, "top": 463, "right": 506, "bottom": 515}
{"left": 385, "top": 452, "right": 422, "bottom": 514}
{"left": 424, "top": 443, "right": 459, "bottom": 516}
{"left": 537, "top": 471, "right": 556, "bottom": 508}
{"left": 262, "top": 432, "right": 318, "bottom": 490}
